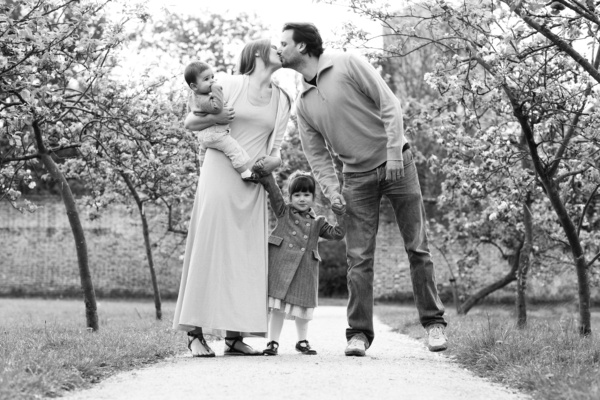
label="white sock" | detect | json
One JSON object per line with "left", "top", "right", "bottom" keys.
{"left": 268, "top": 310, "right": 285, "bottom": 343}
{"left": 295, "top": 317, "right": 309, "bottom": 342}
{"left": 241, "top": 170, "right": 252, "bottom": 178}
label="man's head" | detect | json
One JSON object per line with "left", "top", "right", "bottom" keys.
{"left": 184, "top": 61, "right": 214, "bottom": 94}
{"left": 278, "top": 23, "right": 324, "bottom": 70}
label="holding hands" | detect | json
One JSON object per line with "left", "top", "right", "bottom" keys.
{"left": 253, "top": 155, "right": 283, "bottom": 176}
{"left": 331, "top": 193, "right": 346, "bottom": 215}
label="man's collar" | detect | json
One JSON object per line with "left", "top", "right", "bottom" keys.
{"left": 300, "top": 52, "right": 333, "bottom": 96}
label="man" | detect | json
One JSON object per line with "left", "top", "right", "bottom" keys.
{"left": 278, "top": 22, "right": 447, "bottom": 356}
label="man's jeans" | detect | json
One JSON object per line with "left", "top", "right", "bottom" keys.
{"left": 342, "top": 149, "right": 446, "bottom": 346}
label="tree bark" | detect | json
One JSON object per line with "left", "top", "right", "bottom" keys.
{"left": 516, "top": 192, "right": 533, "bottom": 328}
{"left": 458, "top": 240, "right": 522, "bottom": 315}
{"left": 121, "top": 172, "right": 162, "bottom": 320}
{"left": 32, "top": 120, "right": 99, "bottom": 331}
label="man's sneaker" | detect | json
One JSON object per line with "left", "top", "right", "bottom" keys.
{"left": 345, "top": 333, "right": 368, "bottom": 357}
{"left": 426, "top": 324, "right": 448, "bottom": 352}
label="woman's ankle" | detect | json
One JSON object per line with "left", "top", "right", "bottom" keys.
{"left": 188, "top": 328, "right": 203, "bottom": 337}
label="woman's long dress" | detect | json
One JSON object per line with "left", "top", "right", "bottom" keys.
{"left": 173, "top": 80, "right": 279, "bottom": 338}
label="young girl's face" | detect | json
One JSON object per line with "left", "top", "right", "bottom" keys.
{"left": 290, "top": 191, "right": 314, "bottom": 212}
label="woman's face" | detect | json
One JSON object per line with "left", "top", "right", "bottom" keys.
{"left": 268, "top": 44, "right": 282, "bottom": 70}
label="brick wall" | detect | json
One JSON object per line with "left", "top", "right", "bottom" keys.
{"left": 1, "top": 197, "right": 594, "bottom": 303}
{"left": 0, "top": 197, "right": 185, "bottom": 298}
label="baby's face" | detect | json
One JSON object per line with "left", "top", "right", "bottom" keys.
{"left": 194, "top": 67, "right": 215, "bottom": 94}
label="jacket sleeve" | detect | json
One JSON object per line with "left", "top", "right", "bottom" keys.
{"left": 318, "top": 214, "right": 346, "bottom": 241}
{"left": 260, "top": 173, "right": 287, "bottom": 218}
{"left": 193, "top": 84, "right": 224, "bottom": 114}
{"left": 297, "top": 106, "right": 340, "bottom": 201}
{"left": 346, "top": 53, "right": 405, "bottom": 161}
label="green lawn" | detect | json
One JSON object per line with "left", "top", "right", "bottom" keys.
{"left": 2, "top": 298, "right": 599, "bottom": 400}
{"left": 375, "top": 302, "right": 600, "bottom": 400}
{"left": 0, "top": 298, "right": 183, "bottom": 400}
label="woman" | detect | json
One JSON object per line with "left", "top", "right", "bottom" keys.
{"left": 172, "top": 39, "right": 291, "bottom": 357}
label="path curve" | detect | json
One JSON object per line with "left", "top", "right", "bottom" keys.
{"left": 65, "top": 306, "right": 528, "bottom": 400}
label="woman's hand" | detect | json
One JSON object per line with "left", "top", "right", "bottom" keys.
{"left": 184, "top": 107, "right": 235, "bottom": 130}
{"left": 214, "top": 107, "right": 235, "bottom": 125}
{"left": 253, "top": 155, "right": 282, "bottom": 175}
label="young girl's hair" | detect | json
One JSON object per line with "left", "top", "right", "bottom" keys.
{"left": 288, "top": 171, "right": 316, "bottom": 197}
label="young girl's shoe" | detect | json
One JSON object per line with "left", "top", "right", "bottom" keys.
{"left": 263, "top": 341, "right": 279, "bottom": 356}
{"left": 295, "top": 340, "right": 317, "bottom": 355}
{"left": 187, "top": 332, "right": 215, "bottom": 358}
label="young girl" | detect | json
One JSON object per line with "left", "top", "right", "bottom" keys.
{"left": 258, "top": 170, "right": 346, "bottom": 355}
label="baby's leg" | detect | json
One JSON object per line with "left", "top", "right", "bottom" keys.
{"left": 202, "top": 129, "right": 255, "bottom": 178}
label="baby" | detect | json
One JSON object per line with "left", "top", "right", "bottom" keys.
{"left": 184, "top": 61, "right": 259, "bottom": 182}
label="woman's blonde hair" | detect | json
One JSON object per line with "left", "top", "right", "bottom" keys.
{"left": 237, "top": 39, "right": 273, "bottom": 75}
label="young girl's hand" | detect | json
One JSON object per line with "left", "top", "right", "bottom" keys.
{"left": 254, "top": 158, "right": 265, "bottom": 171}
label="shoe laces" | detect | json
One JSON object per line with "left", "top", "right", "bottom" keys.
{"left": 429, "top": 325, "right": 444, "bottom": 339}
{"left": 349, "top": 335, "right": 365, "bottom": 347}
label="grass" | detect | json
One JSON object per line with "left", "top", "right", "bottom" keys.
{"left": 3, "top": 297, "right": 599, "bottom": 400}
{"left": 375, "top": 302, "right": 600, "bottom": 400}
{"left": 0, "top": 298, "right": 183, "bottom": 400}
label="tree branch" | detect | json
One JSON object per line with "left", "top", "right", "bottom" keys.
{"left": 577, "top": 183, "right": 600, "bottom": 237}
{"left": 511, "top": 6, "right": 600, "bottom": 84}
{"left": 587, "top": 251, "right": 600, "bottom": 269}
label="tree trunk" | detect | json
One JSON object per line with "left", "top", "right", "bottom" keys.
{"left": 121, "top": 172, "right": 162, "bottom": 320}
{"left": 477, "top": 60, "right": 594, "bottom": 335}
{"left": 512, "top": 104, "right": 592, "bottom": 335}
{"left": 516, "top": 192, "right": 533, "bottom": 328}
{"left": 32, "top": 121, "right": 99, "bottom": 330}
{"left": 458, "top": 240, "right": 522, "bottom": 315}
{"left": 449, "top": 277, "right": 460, "bottom": 313}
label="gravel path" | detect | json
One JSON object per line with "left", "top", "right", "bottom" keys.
{"left": 64, "top": 306, "right": 528, "bottom": 400}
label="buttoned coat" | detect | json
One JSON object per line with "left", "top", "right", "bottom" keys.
{"left": 262, "top": 175, "right": 346, "bottom": 308}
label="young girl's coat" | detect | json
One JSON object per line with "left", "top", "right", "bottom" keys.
{"left": 262, "top": 175, "right": 345, "bottom": 309}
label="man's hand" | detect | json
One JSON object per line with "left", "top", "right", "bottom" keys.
{"left": 331, "top": 193, "right": 346, "bottom": 215}
{"left": 385, "top": 160, "right": 404, "bottom": 182}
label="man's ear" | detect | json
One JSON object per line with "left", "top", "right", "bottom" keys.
{"left": 298, "top": 42, "right": 307, "bottom": 55}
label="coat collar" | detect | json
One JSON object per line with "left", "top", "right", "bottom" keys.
{"left": 291, "top": 207, "right": 317, "bottom": 219}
